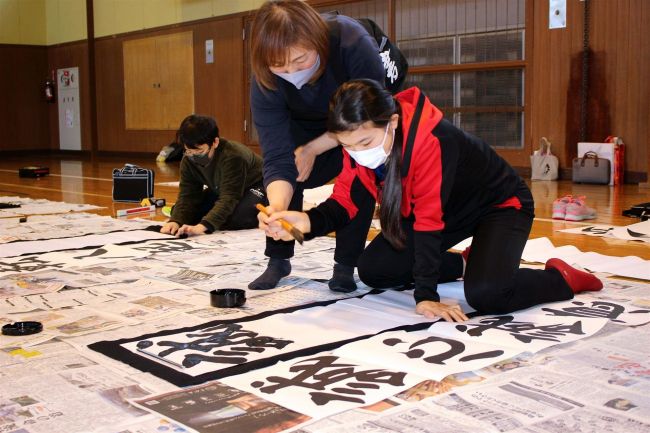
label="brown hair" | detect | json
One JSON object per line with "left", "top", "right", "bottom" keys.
{"left": 251, "top": 0, "right": 329, "bottom": 90}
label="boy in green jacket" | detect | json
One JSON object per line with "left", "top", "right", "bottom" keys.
{"left": 161, "top": 115, "right": 266, "bottom": 237}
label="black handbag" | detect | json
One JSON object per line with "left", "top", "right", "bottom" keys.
{"left": 112, "top": 164, "right": 155, "bottom": 202}
{"left": 572, "top": 151, "right": 611, "bottom": 185}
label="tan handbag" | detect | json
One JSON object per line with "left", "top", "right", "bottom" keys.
{"left": 531, "top": 137, "right": 559, "bottom": 181}
{"left": 572, "top": 151, "right": 611, "bottom": 184}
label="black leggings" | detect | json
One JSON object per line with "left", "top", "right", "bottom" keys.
{"left": 357, "top": 207, "right": 573, "bottom": 315}
{"left": 265, "top": 146, "right": 375, "bottom": 266}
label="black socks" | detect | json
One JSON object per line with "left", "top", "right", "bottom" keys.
{"left": 328, "top": 263, "right": 357, "bottom": 293}
{"left": 248, "top": 258, "right": 291, "bottom": 290}
{"left": 249, "top": 260, "right": 356, "bottom": 293}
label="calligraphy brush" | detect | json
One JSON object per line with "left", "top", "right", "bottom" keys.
{"left": 255, "top": 203, "right": 304, "bottom": 245}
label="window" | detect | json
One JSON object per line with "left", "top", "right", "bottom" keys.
{"left": 397, "top": 0, "right": 526, "bottom": 149}
{"left": 315, "top": 0, "right": 388, "bottom": 30}
{"left": 245, "top": 0, "right": 528, "bottom": 151}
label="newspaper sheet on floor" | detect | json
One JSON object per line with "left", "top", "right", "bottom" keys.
{"left": 0, "top": 341, "right": 177, "bottom": 433}
{"left": 1, "top": 202, "right": 650, "bottom": 433}
{"left": 0, "top": 196, "right": 103, "bottom": 218}
{"left": 330, "top": 366, "right": 650, "bottom": 433}
{"left": 0, "top": 212, "right": 157, "bottom": 243}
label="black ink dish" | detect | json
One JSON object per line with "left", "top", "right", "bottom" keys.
{"left": 2, "top": 321, "right": 43, "bottom": 336}
{"left": 210, "top": 288, "right": 246, "bottom": 308}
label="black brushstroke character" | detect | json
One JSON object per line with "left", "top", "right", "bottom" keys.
{"left": 542, "top": 301, "right": 649, "bottom": 323}
{"left": 581, "top": 226, "right": 614, "bottom": 235}
{"left": 455, "top": 315, "right": 586, "bottom": 343}
{"left": 137, "top": 323, "right": 293, "bottom": 367}
{"left": 0, "top": 256, "right": 66, "bottom": 273}
{"left": 72, "top": 248, "right": 133, "bottom": 260}
{"left": 383, "top": 336, "right": 504, "bottom": 364}
{"left": 133, "top": 240, "right": 197, "bottom": 254}
{"left": 251, "top": 355, "right": 406, "bottom": 406}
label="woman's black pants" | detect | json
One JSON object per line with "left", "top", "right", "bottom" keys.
{"left": 357, "top": 207, "right": 573, "bottom": 314}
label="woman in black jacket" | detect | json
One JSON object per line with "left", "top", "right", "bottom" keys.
{"left": 249, "top": 0, "right": 389, "bottom": 293}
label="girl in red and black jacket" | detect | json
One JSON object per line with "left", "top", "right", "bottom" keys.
{"left": 260, "top": 79, "right": 603, "bottom": 321}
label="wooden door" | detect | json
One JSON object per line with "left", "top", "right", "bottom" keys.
{"left": 159, "top": 31, "right": 195, "bottom": 130}
{"left": 123, "top": 31, "right": 194, "bottom": 130}
{"left": 123, "top": 36, "right": 161, "bottom": 129}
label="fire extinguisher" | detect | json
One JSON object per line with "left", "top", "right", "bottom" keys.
{"left": 44, "top": 78, "right": 55, "bottom": 103}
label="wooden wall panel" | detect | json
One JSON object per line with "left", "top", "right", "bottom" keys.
{"left": 193, "top": 18, "right": 246, "bottom": 143}
{"left": 630, "top": 2, "right": 650, "bottom": 181}
{"left": 92, "top": 16, "right": 245, "bottom": 154}
{"left": 0, "top": 45, "right": 50, "bottom": 151}
{"left": 626, "top": 0, "right": 648, "bottom": 181}
{"left": 123, "top": 36, "right": 161, "bottom": 130}
{"left": 95, "top": 37, "right": 126, "bottom": 152}
{"left": 95, "top": 35, "right": 175, "bottom": 153}
{"left": 160, "top": 31, "right": 195, "bottom": 130}
{"left": 531, "top": 0, "right": 649, "bottom": 181}
{"left": 530, "top": 0, "right": 581, "bottom": 168}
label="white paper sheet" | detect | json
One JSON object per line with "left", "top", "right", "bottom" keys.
{"left": 536, "top": 294, "right": 650, "bottom": 327}
{"left": 123, "top": 293, "right": 432, "bottom": 376}
{"left": 429, "top": 311, "right": 607, "bottom": 353}
{"left": 559, "top": 220, "right": 650, "bottom": 243}
{"left": 221, "top": 353, "right": 426, "bottom": 419}
{"left": 0, "top": 231, "right": 172, "bottom": 259}
{"left": 334, "top": 329, "right": 521, "bottom": 380}
{"left": 519, "top": 237, "right": 650, "bottom": 281}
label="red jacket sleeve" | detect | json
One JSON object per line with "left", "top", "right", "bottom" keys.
{"left": 410, "top": 134, "right": 444, "bottom": 232}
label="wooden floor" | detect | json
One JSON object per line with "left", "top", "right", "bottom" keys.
{"left": 1, "top": 154, "right": 649, "bottom": 260}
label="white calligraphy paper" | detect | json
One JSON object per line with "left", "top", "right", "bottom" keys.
{"left": 429, "top": 312, "right": 607, "bottom": 353}
{"left": 41, "top": 244, "right": 152, "bottom": 268}
{"left": 221, "top": 353, "right": 425, "bottom": 419}
{"left": 123, "top": 291, "right": 432, "bottom": 376}
{"left": 538, "top": 295, "right": 650, "bottom": 327}
{"left": 334, "top": 329, "right": 520, "bottom": 380}
{"left": 0, "top": 230, "right": 171, "bottom": 258}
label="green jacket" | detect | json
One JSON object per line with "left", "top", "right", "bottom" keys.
{"left": 170, "top": 138, "right": 263, "bottom": 231}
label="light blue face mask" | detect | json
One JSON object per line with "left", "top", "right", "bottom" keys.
{"left": 272, "top": 55, "right": 321, "bottom": 90}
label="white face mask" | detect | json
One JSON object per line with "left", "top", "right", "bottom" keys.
{"left": 272, "top": 54, "right": 320, "bottom": 90}
{"left": 346, "top": 124, "right": 395, "bottom": 169}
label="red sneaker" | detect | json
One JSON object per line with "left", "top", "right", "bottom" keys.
{"left": 545, "top": 258, "right": 603, "bottom": 293}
